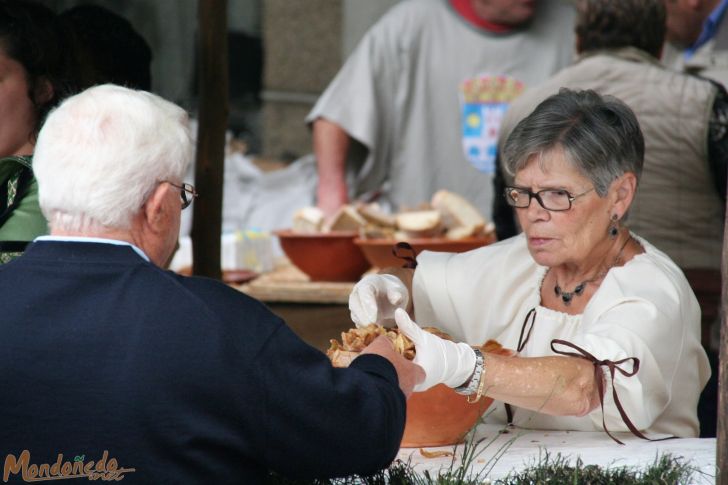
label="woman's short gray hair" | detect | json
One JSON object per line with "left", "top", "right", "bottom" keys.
{"left": 34, "top": 84, "right": 193, "bottom": 232}
{"left": 503, "top": 88, "right": 643, "bottom": 196}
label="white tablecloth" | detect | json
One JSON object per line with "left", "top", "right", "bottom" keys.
{"left": 397, "top": 424, "right": 716, "bottom": 484}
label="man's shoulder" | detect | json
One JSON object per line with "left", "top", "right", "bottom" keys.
{"left": 3, "top": 243, "right": 282, "bottom": 334}
{"left": 173, "top": 273, "right": 259, "bottom": 305}
{"left": 167, "top": 272, "right": 280, "bottom": 324}
{"left": 94, "top": 265, "right": 286, "bottom": 349}
{"left": 583, "top": 50, "right": 720, "bottom": 103}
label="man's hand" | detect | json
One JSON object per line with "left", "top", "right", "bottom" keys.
{"left": 394, "top": 308, "right": 476, "bottom": 392}
{"left": 349, "top": 274, "right": 409, "bottom": 327}
{"left": 360, "top": 335, "right": 424, "bottom": 398}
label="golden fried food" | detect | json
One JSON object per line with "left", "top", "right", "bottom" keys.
{"left": 327, "top": 323, "right": 503, "bottom": 367}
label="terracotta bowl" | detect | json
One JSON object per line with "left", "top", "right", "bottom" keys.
{"left": 354, "top": 235, "right": 495, "bottom": 269}
{"left": 401, "top": 384, "right": 492, "bottom": 448}
{"left": 402, "top": 343, "right": 515, "bottom": 447}
{"left": 329, "top": 348, "right": 507, "bottom": 448}
{"left": 274, "top": 229, "right": 371, "bottom": 282}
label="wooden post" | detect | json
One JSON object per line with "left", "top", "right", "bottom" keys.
{"left": 191, "top": 0, "right": 228, "bottom": 279}
{"left": 719, "top": 200, "right": 728, "bottom": 483}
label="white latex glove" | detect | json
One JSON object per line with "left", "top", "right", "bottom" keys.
{"left": 349, "top": 274, "right": 409, "bottom": 328}
{"left": 394, "top": 308, "right": 476, "bottom": 392}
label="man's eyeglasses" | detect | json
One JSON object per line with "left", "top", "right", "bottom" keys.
{"left": 165, "top": 181, "right": 198, "bottom": 209}
{"left": 503, "top": 186, "right": 594, "bottom": 212}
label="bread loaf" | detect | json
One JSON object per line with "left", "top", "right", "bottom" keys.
{"left": 395, "top": 210, "right": 443, "bottom": 238}
{"left": 325, "top": 205, "right": 368, "bottom": 232}
{"left": 292, "top": 206, "right": 325, "bottom": 233}
{"left": 444, "top": 224, "right": 480, "bottom": 240}
{"left": 431, "top": 190, "right": 485, "bottom": 235}
{"left": 356, "top": 202, "right": 397, "bottom": 228}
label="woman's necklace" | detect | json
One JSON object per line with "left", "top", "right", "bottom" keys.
{"left": 553, "top": 235, "right": 632, "bottom": 306}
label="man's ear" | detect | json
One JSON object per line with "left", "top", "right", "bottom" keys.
{"left": 142, "top": 183, "right": 169, "bottom": 231}
{"left": 34, "top": 77, "right": 54, "bottom": 105}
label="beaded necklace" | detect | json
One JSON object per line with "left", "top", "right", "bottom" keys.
{"left": 552, "top": 235, "right": 632, "bottom": 306}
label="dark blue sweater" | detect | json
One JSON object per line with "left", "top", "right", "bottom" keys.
{"left": 0, "top": 241, "right": 406, "bottom": 483}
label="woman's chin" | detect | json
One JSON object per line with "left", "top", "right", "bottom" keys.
{"left": 527, "top": 247, "right": 559, "bottom": 268}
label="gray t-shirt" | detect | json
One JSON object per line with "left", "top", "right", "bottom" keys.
{"left": 307, "top": 0, "right": 575, "bottom": 218}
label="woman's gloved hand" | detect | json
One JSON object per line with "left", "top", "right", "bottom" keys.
{"left": 349, "top": 274, "right": 409, "bottom": 328}
{"left": 394, "top": 308, "right": 476, "bottom": 392}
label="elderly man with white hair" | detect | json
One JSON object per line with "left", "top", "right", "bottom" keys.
{"left": 0, "top": 84, "right": 423, "bottom": 484}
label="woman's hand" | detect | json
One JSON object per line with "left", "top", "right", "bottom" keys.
{"left": 394, "top": 308, "right": 476, "bottom": 392}
{"left": 349, "top": 274, "right": 409, "bottom": 327}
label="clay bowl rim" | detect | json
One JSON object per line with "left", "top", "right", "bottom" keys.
{"left": 353, "top": 235, "right": 495, "bottom": 268}
{"left": 275, "top": 228, "right": 361, "bottom": 239}
{"left": 274, "top": 228, "right": 371, "bottom": 282}
{"left": 353, "top": 234, "right": 494, "bottom": 247}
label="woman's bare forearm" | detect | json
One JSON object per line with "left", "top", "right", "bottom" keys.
{"left": 375, "top": 269, "right": 599, "bottom": 417}
{"left": 483, "top": 353, "right": 601, "bottom": 417}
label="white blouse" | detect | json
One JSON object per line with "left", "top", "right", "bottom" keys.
{"left": 412, "top": 233, "right": 710, "bottom": 437}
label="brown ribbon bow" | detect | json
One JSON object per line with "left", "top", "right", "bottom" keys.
{"left": 550, "top": 338, "right": 672, "bottom": 445}
{"left": 392, "top": 241, "right": 418, "bottom": 269}
{"left": 507, "top": 309, "right": 672, "bottom": 445}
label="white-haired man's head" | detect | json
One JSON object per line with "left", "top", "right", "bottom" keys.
{"left": 34, "top": 84, "right": 192, "bottom": 233}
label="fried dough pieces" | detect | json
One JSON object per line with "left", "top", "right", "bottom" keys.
{"left": 327, "top": 323, "right": 503, "bottom": 367}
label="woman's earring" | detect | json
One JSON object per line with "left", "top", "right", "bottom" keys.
{"left": 609, "top": 214, "right": 619, "bottom": 239}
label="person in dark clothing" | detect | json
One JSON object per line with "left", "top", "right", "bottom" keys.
{"left": 0, "top": 0, "right": 76, "bottom": 263}
{"left": 60, "top": 4, "right": 152, "bottom": 91}
{"left": 0, "top": 84, "right": 423, "bottom": 484}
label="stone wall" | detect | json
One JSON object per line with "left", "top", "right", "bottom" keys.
{"left": 261, "top": 0, "right": 342, "bottom": 160}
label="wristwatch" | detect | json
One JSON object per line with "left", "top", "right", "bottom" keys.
{"left": 454, "top": 348, "right": 484, "bottom": 396}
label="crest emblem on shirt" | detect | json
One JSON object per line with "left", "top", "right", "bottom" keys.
{"left": 459, "top": 75, "right": 524, "bottom": 173}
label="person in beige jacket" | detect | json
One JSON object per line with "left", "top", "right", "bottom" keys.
{"left": 662, "top": 0, "right": 728, "bottom": 88}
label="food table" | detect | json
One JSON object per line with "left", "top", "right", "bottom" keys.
{"left": 398, "top": 423, "right": 716, "bottom": 483}
{"left": 234, "top": 262, "right": 358, "bottom": 351}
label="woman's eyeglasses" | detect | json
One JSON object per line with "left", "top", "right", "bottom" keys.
{"left": 165, "top": 181, "right": 198, "bottom": 209}
{"left": 503, "top": 186, "right": 594, "bottom": 212}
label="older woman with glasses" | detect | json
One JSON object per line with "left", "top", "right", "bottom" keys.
{"left": 348, "top": 88, "right": 710, "bottom": 439}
